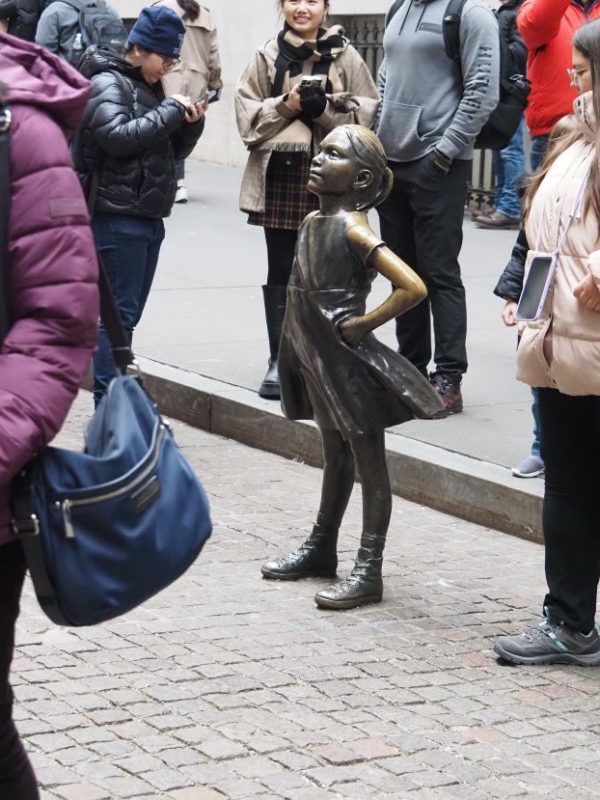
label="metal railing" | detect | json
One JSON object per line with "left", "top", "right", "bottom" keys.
{"left": 332, "top": 13, "right": 495, "bottom": 209}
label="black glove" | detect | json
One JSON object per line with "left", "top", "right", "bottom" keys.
{"left": 421, "top": 148, "right": 453, "bottom": 184}
{"left": 299, "top": 84, "right": 327, "bottom": 119}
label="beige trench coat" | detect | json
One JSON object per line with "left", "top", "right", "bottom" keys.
{"left": 154, "top": 1, "right": 222, "bottom": 100}
{"left": 235, "top": 38, "right": 380, "bottom": 215}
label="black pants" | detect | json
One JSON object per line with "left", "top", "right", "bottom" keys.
{"left": 0, "top": 542, "right": 39, "bottom": 798}
{"left": 377, "top": 157, "right": 470, "bottom": 376}
{"left": 264, "top": 227, "right": 298, "bottom": 287}
{"left": 539, "top": 388, "right": 600, "bottom": 633}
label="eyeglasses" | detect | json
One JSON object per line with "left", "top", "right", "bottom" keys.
{"left": 567, "top": 67, "right": 590, "bottom": 83}
{"left": 159, "top": 55, "right": 180, "bottom": 70}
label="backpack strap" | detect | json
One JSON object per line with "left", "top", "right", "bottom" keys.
{"left": 385, "top": 0, "right": 407, "bottom": 28}
{"left": 442, "top": 0, "right": 468, "bottom": 64}
{"left": 0, "top": 97, "right": 11, "bottom": 346}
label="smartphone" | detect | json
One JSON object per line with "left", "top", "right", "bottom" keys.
{"left": 516, "top": 253, "right": 557, "bottom": 322}
{"left": 299, "top": 75, "right": 325, "bottom": 89}
{"left": 193, "top": 89, "right": 218, "bottom": 105}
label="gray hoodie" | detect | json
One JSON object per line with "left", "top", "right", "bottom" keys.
{"left": 376, "top": 0, "right": 500, "bottom": 162}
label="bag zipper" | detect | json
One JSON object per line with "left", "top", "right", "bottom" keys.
{"left": 55, "top": 425, "right": 166, "bottom": 539}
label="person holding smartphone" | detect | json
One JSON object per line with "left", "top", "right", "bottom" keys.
{"left": 494, "top": 19, "right": 600, "bottom": 666}
{"left": 71, "top": 5, "right": 206, "bottom": 405}
{"left": 235, "top": 0, "right": 380, "bottom": 400}
{"left": 153, "top": 0, "right": 222, "bottom": 203}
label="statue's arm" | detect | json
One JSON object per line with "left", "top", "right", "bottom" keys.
{"left": 339, "top": 226, "right": 427, "bottom": 346}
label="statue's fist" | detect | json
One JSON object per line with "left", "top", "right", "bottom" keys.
{"left": 339, "top": 316, "right": 368, "bottom": 346}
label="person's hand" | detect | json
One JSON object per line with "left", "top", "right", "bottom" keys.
{"left": 300, "top": 84, "right": 327, "bottom": 118}
{"left": 339, "top": 316, "right": 369, "bottom": 346}
{"left": 171, "top": 93, "right": 191, "bottom": 108}
{"left": 574, "top": 272, "right": 600, "bottom": 311}
{"left": 420, "top": 149, "right": 452, "bottom": 185}
{"left": 502, "top": 300, "right": 518, "bottom": 326}
{"left": 0, "top": 18, "right": 9, "bottom": 32}
{"left": 184, "top": 102, "right": 206, "bottom": 124}
{"left": 284, "top": 84, "right": 303, "bottom": 113}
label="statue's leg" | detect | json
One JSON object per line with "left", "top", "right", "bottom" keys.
{"left": 261, "top": 428, "right": 355, "bottom": 580}
{"left": 315, "top": 430, "right": 391, "bottom": 610}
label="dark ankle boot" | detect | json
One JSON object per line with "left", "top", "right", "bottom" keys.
{"left": 261, "top": 517, "right": 338, "bottom": 580}
{"left": 259, "top": 285, "right": 287, "bottom": 399}
{"left": 314, "top": 532, "right": 385, "bottom": 610}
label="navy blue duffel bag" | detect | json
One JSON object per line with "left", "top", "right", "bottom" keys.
{"left": 12, "top": 373, "right": 212, "bottom": 626}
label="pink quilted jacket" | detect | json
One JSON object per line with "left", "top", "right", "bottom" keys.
{"left": 0, "top": 33, "right": 99, "bottom": 546}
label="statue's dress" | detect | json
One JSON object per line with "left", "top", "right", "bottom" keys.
{"left": 278, "top": 211, "right": 442, "bottom": 438}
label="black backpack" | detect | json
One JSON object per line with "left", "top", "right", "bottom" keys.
{"left": 64, "top": 0, "right": 128, "bottom": 67}
{"left": 385, "top": 0, "right": 531, "bottom": 150}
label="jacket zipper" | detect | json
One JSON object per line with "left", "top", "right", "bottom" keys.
{"left": 56, "top": 425, "right": 166, "bottom": 539}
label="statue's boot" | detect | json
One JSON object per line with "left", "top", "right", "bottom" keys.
{"left": 261, "top": 516, "right": 338, "bottom": 580}
{"left": 314, "top": 531, "right": 385, "bottom": 610}
{"left": 259, "top": 285, "right": 287, "bottom": 399}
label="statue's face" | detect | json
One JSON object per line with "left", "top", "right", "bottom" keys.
{"left": 308, "top": 129, "right": 362, "bottom": 197}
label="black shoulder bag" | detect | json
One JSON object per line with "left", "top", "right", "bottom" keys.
{"left": 2, "top": 99, "right": 212, "bottom": 627}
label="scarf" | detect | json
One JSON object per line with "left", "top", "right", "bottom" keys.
{"left": 271, "top": 23, "right": 347, "bottom": 97}
{"left": 264, "top": 23, "right": 346, "bottom": 153}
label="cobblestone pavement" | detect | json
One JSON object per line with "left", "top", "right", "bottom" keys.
{"left": 14, "top": 394, "right": 600, "bottom": 800}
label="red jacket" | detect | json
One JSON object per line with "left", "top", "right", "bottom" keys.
{"left": 518, "top": 0, "right": 600, "bottom": 136}
{"left": 0, "top": 34, "right": 99, "bottom": 546}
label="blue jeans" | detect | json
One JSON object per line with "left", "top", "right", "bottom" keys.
{"left": 530, "top": 134, "right": 550, "bottom": 172}
{"left": 92, "top": 214, "right": 165, "bottom": 404}
{"left": 492, "top": 119, "right": 525, "bottom": 219}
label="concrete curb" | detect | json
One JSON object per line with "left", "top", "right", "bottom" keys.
{"left": 137, "top": 357, "right": 544, "bottom": 545}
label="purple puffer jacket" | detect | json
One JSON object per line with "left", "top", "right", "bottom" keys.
{"left": 0, "top": 33, "right": 99, "bottom": 546}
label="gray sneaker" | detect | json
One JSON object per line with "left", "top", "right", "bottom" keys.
{"left": 511, "top": 455, "right": 544, "bottom": 478}
{"left": 494, "top": 617, "right": 600, "bottom": 666}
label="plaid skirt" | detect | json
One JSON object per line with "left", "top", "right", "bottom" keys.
{"left": 248, "top": 151, "right": 319, "bottom": 231}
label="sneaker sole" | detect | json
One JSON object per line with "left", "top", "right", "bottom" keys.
{"left": 494, "top": 641, "right": 600, "bottom": 666}
{"left": 430, "top": 402, "right": 463, "bottom": 420}
{"left": 511, "top": 468, "right": 545, "bottom": 479}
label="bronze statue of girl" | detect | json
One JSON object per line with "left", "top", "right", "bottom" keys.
{"left": 261, "top": 124, "right": 443, "bottom": 610}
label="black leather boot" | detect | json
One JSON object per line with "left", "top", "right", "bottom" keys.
{"left": 259, "top": 284, "right": 287, "bottom": 399}
{"left": 261, "top": 516, "right": 338, "bottom": 580}
{"left": 314, "top": 532, "right": 384, "bottom": 610}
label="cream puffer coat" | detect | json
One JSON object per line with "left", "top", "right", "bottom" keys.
{"left": 517, "top": 105, "right": 600, "bottom": 396}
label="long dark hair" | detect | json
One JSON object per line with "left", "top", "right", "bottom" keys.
{"left": 176, "top": 0, "right": 199, "bottom": 22}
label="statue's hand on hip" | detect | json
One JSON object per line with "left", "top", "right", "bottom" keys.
{"left": 339, "top": 316, "right": 369, "bottom": 347}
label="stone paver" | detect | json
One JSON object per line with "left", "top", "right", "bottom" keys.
{"left": 13, "top": 393, "right": 600, "bottom": 800}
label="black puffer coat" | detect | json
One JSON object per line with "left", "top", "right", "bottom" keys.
{"left": 1, "top": 0, "right": 47, "bottom": 41}
{"left": 72, "top": 46, "right": 204, "bottom": 218}
{"left": 493, "top": 227, "right": 528, "bottom": 301}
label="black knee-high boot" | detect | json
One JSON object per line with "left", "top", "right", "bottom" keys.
{"left": 259, "top": 285, "right": 287, "bottom": 399}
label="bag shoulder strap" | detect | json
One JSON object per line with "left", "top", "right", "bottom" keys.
{"left": 442, "top": 0, "right": 468, "bottom": 64}
{"left": 386, "top": 0, "right": 467, "bottom": 66}
{"left": 385, "top": 0, "right": 407, "bottom": 27}
{"left": 0, "top": 98, "right": 12, "bottom": 346}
